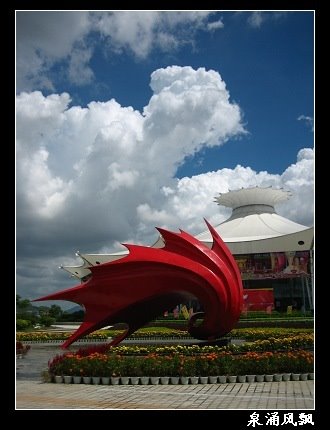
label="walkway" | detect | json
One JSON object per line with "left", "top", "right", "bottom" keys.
{"left": 16, "top": 379, "right": 314, "bottom": 410}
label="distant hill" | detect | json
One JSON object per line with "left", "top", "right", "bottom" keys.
{"left": 65, "top": 305, "right": 84, "bottom": 314}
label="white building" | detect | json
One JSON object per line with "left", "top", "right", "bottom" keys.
{"left": 195, "top": 187, "right": 314, "bottom": 312}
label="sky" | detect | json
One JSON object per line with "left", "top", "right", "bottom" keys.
{"left": 16, "top": 11, "right": 314, "bottom": 309}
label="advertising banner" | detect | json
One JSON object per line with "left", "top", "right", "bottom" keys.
{"left": 235, "top": 251, "right": 310, "bottom": 280}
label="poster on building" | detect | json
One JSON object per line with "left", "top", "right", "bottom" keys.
{"left": 181, "top": 305, "right": 189, "bottom": 320}
{"left": 243, "top": 288, "right": 274, "bottom": 311}
{"left": 235, "top": 251, "right": 310, "bottom": 280}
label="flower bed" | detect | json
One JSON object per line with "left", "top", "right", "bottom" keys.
{"left": 237, "top": 320, "right": 313, "bottom": 329}
{"left": 16, "top": 328, "right": 189, "bottom": 342}
{"left": 227, "top": 334, "right": 314, "bottom": 353}
{"left": 45, "top": 329, "right": 314, "bottom": 381}
{"left": 104, "top": 328, "right": 190, "bottom": 339}
{"left": 84, "top": 333, "right": 312, "bottom": 356}
{"left": 17, "top": 327, "right": 313, "bottom": 342}
{"left": 16, "top": 331, "right": 108, "bottom": 342}
{"left": 229, "top": 328, "right": 313, "bottom": 340}
{"left": 17, "top": 330, "right": 313, "bottom": 357}
{"left": 48, "top": 349, "right": 314, "bottom": 379}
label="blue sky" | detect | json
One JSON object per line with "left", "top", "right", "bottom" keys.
{"left": 16, "top": 11, "right": 314, "bottom": 305}
{"left": 24, "top": 11, "right": 313, "bottom": 175}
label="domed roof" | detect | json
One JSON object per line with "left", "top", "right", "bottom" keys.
{"left": 195, "top": 187, "right": 313, "bottom": 251}
{"left": 214, "top": 186, "right": 292, "bottom": 209}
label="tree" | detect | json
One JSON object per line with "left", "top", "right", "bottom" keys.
{"left": 16, "top": 295, "right": 31, "bottom": 312}
{"left": 49, "top": 305, "right": 63, "bottom": 321}
{"left": 39, "top": 316, "right": 56, "bottom": 327}
{"left": 16, "top": 295, "right": 38, "bottom": 327}
{"left": 59, "top": 310, "right": 84, "bottom": 322}
{"left": 37, "top": 306, "right": 50, "bottom": 317}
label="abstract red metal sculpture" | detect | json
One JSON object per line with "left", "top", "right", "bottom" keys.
{"left": 35, "top": 220, "right": 243, "bottom": 348}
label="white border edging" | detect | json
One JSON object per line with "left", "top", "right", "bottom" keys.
{"left": 51, "top": 373, "right": 314, "bottom": 385}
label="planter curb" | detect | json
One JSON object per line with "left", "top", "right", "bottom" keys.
{"left": 52, "top": 372, "right": 314, "bottom": 385}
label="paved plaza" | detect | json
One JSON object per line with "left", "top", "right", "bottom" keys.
{"left": 16, "top": 344, "right": 314, "bottom": 410}
{"left": 16, "top": 379, "right": 314, "bottom": 410}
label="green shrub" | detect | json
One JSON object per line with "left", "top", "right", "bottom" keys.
{"left": 39, "top": 316, "right": 56, "bottom": 327}
{"left": 16, "top": 319, "right": 32, "bottom": 330}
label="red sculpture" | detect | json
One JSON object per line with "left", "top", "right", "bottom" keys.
{"left": 35, "top": 220, "right": 243, "bottom": 348}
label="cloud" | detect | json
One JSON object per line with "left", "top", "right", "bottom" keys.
{"left": 16, "top": 66, "right": 313, "bottom": 303}
{"left": 247, "top": 12, "right": 264, "bottom": 28}
{"left": 68, "top": 45, "right": 94, "bottom": 86}
{"left": 16, "top": 11, "right": 222, "bottom": 92}
{"left": 207, "top": 18, "right": 224, "bottom": 31}
{"left": 297, "top": 115, "right": 314, "bottom": 132}
{"left": 16, "top": 11, "right": 91, "bottom": 91}
{"left": 92, "top": 11, "right": 221, "bottom": 58}
{"left": 16, "top": 65, "right": 245, "bottom": 224}
{"left": 279, "top": 148, "right": 314, "bottom": 225}
{"left": 154, "top": 148, "right": 314, "bottom": 236}
{"left": 143, "top": 66, "right": 246, "bottom": 175}
{"left": 16, "top": 65, "right": 246, "bottom": 298}
{"left": 247, "top": 12, "right": 287, "bottom": 28}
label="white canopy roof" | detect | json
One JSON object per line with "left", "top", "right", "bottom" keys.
{"left": 195, "top": 212, "right": 309, "bottom": 243}
{"left": 196, "top": 187, "right": 313, "bottom": 253}
{"left": 61, "top": 251, "right": 128, "bottom": 280}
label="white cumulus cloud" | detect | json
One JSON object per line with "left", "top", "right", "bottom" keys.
{"left": 152, "top": 148, "right": 314, "bottom": 236}
{"left": 16, "top": 66, "right": 245, "bottom": 252}
{"left": 16, "top": 11, "right": 223, "bottom": 92}
{"left": 16, "top": 66, "right": 313, "bottom": 302}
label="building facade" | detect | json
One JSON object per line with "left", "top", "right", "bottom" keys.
{"left": 195, "top": 187, "right": 314, "bottom": 312}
